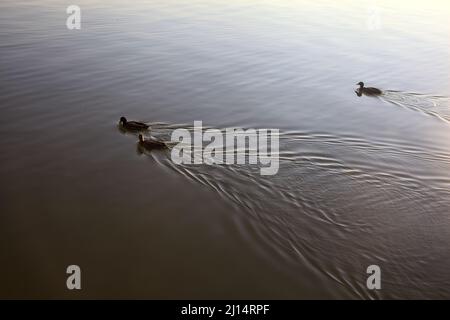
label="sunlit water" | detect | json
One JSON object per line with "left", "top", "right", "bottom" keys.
{"left": 1, "top": 0, "right": 450, "bottom": 299}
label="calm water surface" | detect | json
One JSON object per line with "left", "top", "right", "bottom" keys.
{"left": 1, "top": 0, "right": 450, "bottom": 299}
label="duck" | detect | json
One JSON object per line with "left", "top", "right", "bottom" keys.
{"left": 356, "top": 82, "right": 382, "bottom": 96}
{"left": 138, "top": 134, "right": 167, "bottom": 149}
{"left": 119, "top": 116, "right": 149, "bottom": 131}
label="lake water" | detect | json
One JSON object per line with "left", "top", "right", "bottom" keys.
{"left": 1, "top": 0, "right": 449, "bottom": 299}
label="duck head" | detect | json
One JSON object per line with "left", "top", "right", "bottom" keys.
{"left": 119, "top": 116, "right": 127, "bottom": 125}
{"left": 356, "top": 82, "right": 364, "bottom": 88}
{"left": 138, "top": 134, "right": 144, "bottom": 142}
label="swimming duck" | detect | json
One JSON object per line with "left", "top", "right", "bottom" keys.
{"left": 138, "top": 134, "right": 167, "bottom": 149}
{"left": 119, "top": 116, "right": 149, "bottom": 131}
{"left": 356, "top": 82, "right": 382, "bottom": 96}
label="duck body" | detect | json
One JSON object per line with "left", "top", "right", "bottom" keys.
{"left": 356, "top": 82, "right": 382, "bottom": 96}
{"left": 119, "top": 116, "right": 149, "bottom": 131}
{"left": 138, "top": 134, "right": 167, "bottom": 150}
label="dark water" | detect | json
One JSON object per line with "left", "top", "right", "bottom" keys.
{"left": 1, "top": 0, "right": 450, "bottom": 299}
